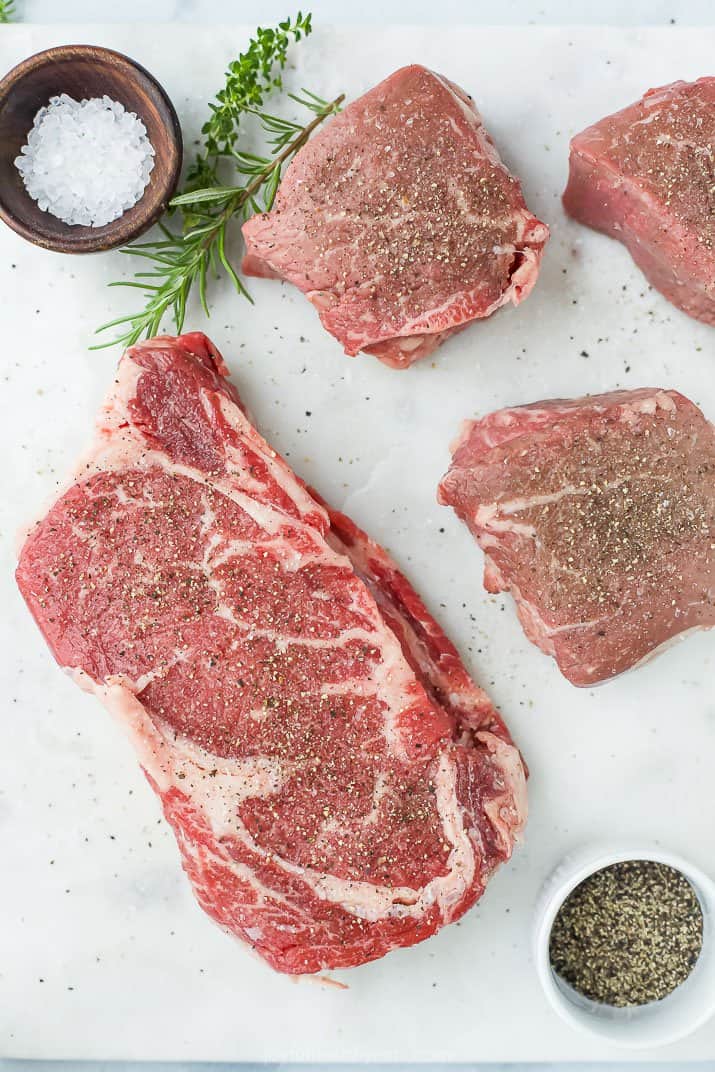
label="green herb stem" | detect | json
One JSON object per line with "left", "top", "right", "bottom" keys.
{"left": 93, "top": 90, "right": 343, "bottom": 350}
{"left": 0, "top": 0, "right": 17, "bottom": 23}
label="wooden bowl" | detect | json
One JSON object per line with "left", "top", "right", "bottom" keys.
{"left": 0, "top": 44, "right": 182, "bottom": 253}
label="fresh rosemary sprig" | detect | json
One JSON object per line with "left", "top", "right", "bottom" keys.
{"left": 94, "top": 92, "right": 343, "bottom": 348}
{"left": 95, "top": 13, "right": 341, "bottom": 349}
{"left": 0, "top": 0, "right": 17, "bottom": 23}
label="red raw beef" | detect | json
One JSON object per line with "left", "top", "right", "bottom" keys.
{"left": 16, "top": 332, "right": 526, "bottom": 974}
{"left": 439, "top": 389, "right": 715, "bottom": 687}
{"left": 242, "top": 65, "right": 548, "bottom": 368}
{"left": 563, "top": 78, "right": 715, "bottom": 324}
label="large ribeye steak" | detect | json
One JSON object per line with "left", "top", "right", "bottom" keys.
{"left": 439, "top": 389, "right": 715, "bottom": 687}
{"left": 563, "top": 78, "right": 715, "bottom": 324}
{"left": 242, "top": 65, "right": 548, "bottom": 369}
{"left": 16, "top": 332, "right": 526, "bottom": 974}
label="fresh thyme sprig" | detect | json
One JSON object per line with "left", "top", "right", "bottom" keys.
{"left": 0, "top": 0, "right": 17, "bottom": 23}
{"left": 95, "top": 14, "right": 343, "bottom": 349}
{"left": 187, "top": 12, "right": 313, "bottom": 193}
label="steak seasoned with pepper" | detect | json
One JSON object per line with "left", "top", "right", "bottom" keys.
{"left": 439, "top": 388, "right": 715, "bottom": 686}
{"left": 16, "top": 332, "right": 527, "bottom": 974}
{"left": 242, "top": 65, "right": 549, "bottom": 368}
{"left": 563, "top": 78, "right": 715, "bottom": 324}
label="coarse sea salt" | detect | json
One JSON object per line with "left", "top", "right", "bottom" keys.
{"left": 15, "top": 93, "right": 156, "bottom": 228}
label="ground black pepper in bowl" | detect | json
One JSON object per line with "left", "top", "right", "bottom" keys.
{"left": 549, "top": 860, "right": 704, "bottom": 1007}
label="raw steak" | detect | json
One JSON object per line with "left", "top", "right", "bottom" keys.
{"left": 439, "top": 389, "right": 715, "bottom": 687}
{"left": 563, "top": 79, "right": 715, "bottom": 324}
{"left": 242, "top": 65, "right": 549, "bottom": 369}
{"left": 16, "top": 332, "right": 527, "bottom": 974}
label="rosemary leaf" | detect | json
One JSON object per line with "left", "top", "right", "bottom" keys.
{"left": 170, "top": 186, "right": 241, "bottom": 207}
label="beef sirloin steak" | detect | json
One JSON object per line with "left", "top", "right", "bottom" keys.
{"left": 439, "top": 389, "right": 715, "bottom": 687}
{"left": 242, "top": 65, "right": 548, "bottom": 369}
{"left": 563, "top": 78, "right": 715, "bottom": 324}
{"left": 16, "top": 333, "right": 526, "bottom": 974}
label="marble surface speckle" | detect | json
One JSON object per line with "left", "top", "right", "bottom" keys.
{"left": 2, "top": 8, "right": 715, "bottom": 1070}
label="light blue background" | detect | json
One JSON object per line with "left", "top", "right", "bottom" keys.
{"left": 12, "top": 0, "right": 715, "bottom": 24}
{"left": 2, "top": 1065, "right": 714, "bottom": 1071}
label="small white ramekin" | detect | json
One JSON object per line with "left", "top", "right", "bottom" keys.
{"left": 533, "top": 843, "right": 715, "bottom": 1049}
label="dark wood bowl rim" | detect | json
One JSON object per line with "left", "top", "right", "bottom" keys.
{"left": 0, "top": 43, "right": 183, "bottom": 253}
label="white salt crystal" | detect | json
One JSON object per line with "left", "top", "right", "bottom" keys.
{"left": 15, "top": 93, "right": 156, "bottom": 228}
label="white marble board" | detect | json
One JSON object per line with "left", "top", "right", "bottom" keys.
{"left": 1, "top": 22, "right": 714, "bottom": 1064}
